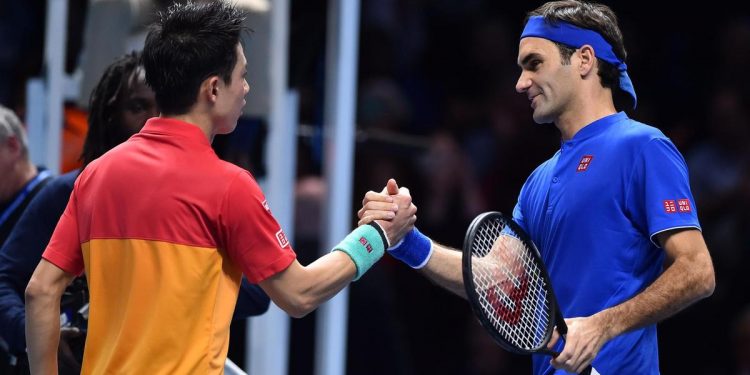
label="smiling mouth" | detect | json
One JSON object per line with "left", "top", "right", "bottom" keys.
{"left": 529, "top": 94, "right": 539, "bottom": 108}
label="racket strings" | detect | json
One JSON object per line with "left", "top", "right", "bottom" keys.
{"left": 470, "top": 218, "right": 552, "bottom": 350}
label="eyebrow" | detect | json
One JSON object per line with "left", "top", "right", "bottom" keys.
{"left": 518, "top": 52, "right": 543, "bottom": 68}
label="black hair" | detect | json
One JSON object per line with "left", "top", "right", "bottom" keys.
{"left": 81, "top": 51, "right": 143, "bottom": 168}
{"left": 142, "top": 1, "right": 246, "bottom": 115}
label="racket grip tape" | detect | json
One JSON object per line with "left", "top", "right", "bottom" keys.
{"left": 388, "top": 227, "right": 433, "bottom": 268}
{"left": 332, "top": 222, "right": 387, "bottom": 280}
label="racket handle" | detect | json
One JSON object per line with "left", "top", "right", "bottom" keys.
{"left": 579, "top": 365, "right": 592, "bottom": 375}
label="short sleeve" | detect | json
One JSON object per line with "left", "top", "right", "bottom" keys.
{"left": 41, "top": 187, "right": 84, "bottom": 275}
{"left": 628, "top": 138, "right": 701, "bottom": 246}
{"left": 219, "top": 172, "right": 296, "bottom": 283}
{"left": 512, "top": 201, "right": 528, "bottom": 233}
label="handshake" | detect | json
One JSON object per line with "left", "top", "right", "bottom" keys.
{"left": 356, "top": 178, "right": 433, "bottom": 270}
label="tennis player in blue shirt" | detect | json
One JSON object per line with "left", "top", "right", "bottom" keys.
{"left": 358, "top": 1, "right": 715, "bottom": 374}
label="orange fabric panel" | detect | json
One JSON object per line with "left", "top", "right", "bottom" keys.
{"left": 80, "top": 238, "right": 241, "bottom": 375}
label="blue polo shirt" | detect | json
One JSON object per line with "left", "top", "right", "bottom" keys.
{"left": 512, "top": 112, "right": 700, "bottom": 375}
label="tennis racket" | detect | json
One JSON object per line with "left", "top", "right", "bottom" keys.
{"left": 462, "top": 211, "right": 593, "bottom": 375}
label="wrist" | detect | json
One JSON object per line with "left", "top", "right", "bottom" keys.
{"left": 332, "top": 223, "right": 388, "bottom": 280}
{"left": 388, "top": 227, "right": 433, "bottom": 269}
{"left": 593, "top": 309, "right": 618, "bottom": 342}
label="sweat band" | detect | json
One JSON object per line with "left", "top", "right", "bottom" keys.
{"left": 333, "top": 222, "right": 387, "bottom": 280}
{"left": 521, "top": 15, "right": 637, "bottom": 108}
{"left": 388, "top": 227, "right": 433, "bottom": 269}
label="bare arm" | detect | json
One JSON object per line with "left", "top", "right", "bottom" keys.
{"left": 551, "top": 228, "right": 715, "bottom": 373}
{"left": 595, "top": 229, "right": 714, "bottom": 337}
{"left": 419, "top": 243, "right": 465, "bottom": 298}
{"left": 25, "top": 259, "right": 76, "bottom": 375}
{"left": 262, "top": 188, "right": 416, "bottom": 318}
{"left": 259, "top": 252, "right": 357, "bottom": 318}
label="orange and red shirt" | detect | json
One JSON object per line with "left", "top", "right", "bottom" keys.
{"left": 43, "top": 117, "right": 296, "bottom": 374}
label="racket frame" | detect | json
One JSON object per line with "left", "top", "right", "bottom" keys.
{"left": 461, "top": 211, "right": 567, "bottom": 356}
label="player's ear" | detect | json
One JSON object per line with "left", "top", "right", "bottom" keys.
{"left": 201, "top": 76, "right": 221, "bottom": 103}
{"left": 578, "top": 45, "right": 595, "bottom": 77}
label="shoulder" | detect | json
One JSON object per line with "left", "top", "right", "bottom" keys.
{"left": 612, "top": 118, "right": 669, "bottom": 145}
{"left": 26, "top": 171, "right": 77, "bottom": 209}
{"left": 215, "top": 162, "right": 265, "bottom": 199}
{"left": 45, "top": 171, "right": 78, "bottom": 194}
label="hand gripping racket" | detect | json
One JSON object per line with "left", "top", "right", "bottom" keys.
{"left": 462, "top": 211, "right": 593, "bottom": 375}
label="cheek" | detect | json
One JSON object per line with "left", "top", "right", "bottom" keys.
{"left": 121, "top": 112, "right": 148, "bottom": 134}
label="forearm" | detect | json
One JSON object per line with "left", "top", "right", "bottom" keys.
{"left": 295, "top": 251, "right": 357, "bottom": 309}
{"left": 420, "top": 243, "right": 466, "bottom": 298}
{"left": 25, "top": 287, "right": 62, "bottom": 374}
{"left": 262, "top": 252, "right": 357, "bottom": 318}
{"left": 24, "top": 260, "right": 76, "bottom": 375}
{"left": 595, "top": 245, "right": 714, "bottom": 340}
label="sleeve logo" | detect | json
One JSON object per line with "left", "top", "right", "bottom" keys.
{"left": 276, "top": 229, "right": 290, "bottom": 248}
{"left": 262, "top": 200, "right": 271, "bottom": 212}
{"left": 663, "top": 200, "right": 676, "bottom": 213}
{"left": 577, "top": 155, "right": 594, "bottom": 172}
{"left": 664, "top": 199, "right": 692, "bottom": 214}
{"left": 677, "top": 199, "right": 692, "bottom": 213}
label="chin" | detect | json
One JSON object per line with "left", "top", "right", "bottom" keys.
{"left": 532, "top": 111, "right": 554, "bottom": 125}
{"left": 215, "top": 118, "right": 240, "bottom": 135}
{"left": 218, "top": 124, "right": 238, "bottom": 135}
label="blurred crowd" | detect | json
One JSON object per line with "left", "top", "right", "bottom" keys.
{"left": 1, "top": 1, "right": 748, "bottom": 374}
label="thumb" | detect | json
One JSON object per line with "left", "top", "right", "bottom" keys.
{"left": 386, "top": 178, "right": 399, "bottom": 195}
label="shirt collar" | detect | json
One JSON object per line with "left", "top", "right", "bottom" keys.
{"left": 139, "top": 117, "right": 211, "bottom": 148}
{"left": 563, "top": 111, "right": 628, "bottom": 146}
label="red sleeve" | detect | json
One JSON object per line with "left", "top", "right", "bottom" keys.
{"left": 41, "top": 187, "right": 84, "bottom": 276}
{"left": 219, "top": 171, "right": 296, "bottom": 283}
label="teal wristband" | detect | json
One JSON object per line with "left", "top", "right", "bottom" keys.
{"left": 332, "top": 223, "right": 387, "bottom": 280}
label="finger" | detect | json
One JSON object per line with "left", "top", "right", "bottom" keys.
{"left": 552, "top": 340, "right": 578, "bottom": 371}
{"left": 386, "top": 178, "right": 399, "bottom": 195}
{"left": 363, "top": 190, "right": 394, "bottom": 205}
{"left": 575, "top": 360, "right": 592, "bottom": 374}
{"left": 547, "top": 328, "right": 560, "bottom": 350}
{"left": 398, "top": 186, "right": 411, "bottom": 196}
{"left": 357, "top": 217, "right": 371, "bottom": 226}
{"left": 360, "top": 210, "right": 396, "bottom": 223}
{"left": 393, "top": 194, "right": 412, "bottom": 209}
{"left": 363, "top": 201, "right": 400, "bottom": 212}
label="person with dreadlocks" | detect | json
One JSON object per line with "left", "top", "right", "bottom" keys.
{"left": 0, "top": 51, "right": 156, "bottom": 374}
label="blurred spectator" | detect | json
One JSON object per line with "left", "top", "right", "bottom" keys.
{"left": 0, "top": 51, "right": 155, "bottom": 375}
{"left": 0, "top": 105, "right": 52, "bottom": 249}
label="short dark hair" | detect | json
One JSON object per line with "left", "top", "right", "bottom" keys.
{"left": 82, "top": 51, "right": 143, "bottom": 168}
{"left": 527, "top": 1, "right": 626, "bottom": 100}
{"left": 142, "top": 1, "right": 246, "bottom": 115}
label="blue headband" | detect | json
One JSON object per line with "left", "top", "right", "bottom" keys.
{"left": 521, "top": 16, "right": 636, "bottom": 108}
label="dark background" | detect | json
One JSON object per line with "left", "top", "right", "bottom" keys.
{"left": 1, "top": 1, "right": 748, "bottom": 374}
